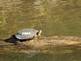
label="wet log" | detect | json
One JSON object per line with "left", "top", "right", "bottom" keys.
{"left": 22, "top": 36, "right": 81, "bottom": 49}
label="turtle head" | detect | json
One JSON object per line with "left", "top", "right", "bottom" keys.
{"left": 36, "top": 30, "right": 42, "bottom": 37}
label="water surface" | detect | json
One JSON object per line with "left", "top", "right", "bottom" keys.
{"left": 0, "top": 46, "right": 81, "bottom": 61}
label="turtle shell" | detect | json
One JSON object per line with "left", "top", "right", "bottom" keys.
{"left": 15, "top": 29, "right": 38, "bottom": 40}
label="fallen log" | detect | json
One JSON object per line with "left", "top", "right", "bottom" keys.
{"left": 0, "top": 36, "right": 81, "bottom": 54}
{"left": 22, "top": 36, "right": 81, "bottom": 49}
{"left": 0, "top": 36, "right": 81, "bottom": 49}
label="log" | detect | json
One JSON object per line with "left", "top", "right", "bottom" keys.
{"left": 22, "top": 36, "right": 81, "bottom": 49}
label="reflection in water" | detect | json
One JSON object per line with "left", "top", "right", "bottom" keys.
{"left": 0, "top": 46, "right": 81, "bottom": 61}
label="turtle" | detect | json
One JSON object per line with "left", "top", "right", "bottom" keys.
{"left": 14, "top": 28, "right": 42, "bottom": 42}
{"left": 4, "top": 28, "right": 42, "bottom": 44}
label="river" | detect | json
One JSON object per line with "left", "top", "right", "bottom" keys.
{"left": 0, "top": 0, "right": 81, "bottom": 61}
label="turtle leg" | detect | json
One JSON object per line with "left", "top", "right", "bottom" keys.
{"left": 33, "top": 34, "right": 36, "bottom": 38}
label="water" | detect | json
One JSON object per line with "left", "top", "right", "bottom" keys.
{"left": 0, "top": 46, "right": 81, "bottom": 61}
{"left": 0, "top": 0, "right": 81, "bottom": 38}
{"left": 0, "top": 0, "right": 81, "bottom": 61}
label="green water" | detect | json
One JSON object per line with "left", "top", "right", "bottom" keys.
{"left": 0, "top": 46, "right": 81, "bottom": 61}
{"left": 0, "top": 0, "right": 81, "bottom": 38}
{"left": 0, "top": 0, "right": 81, "bottom": 61}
